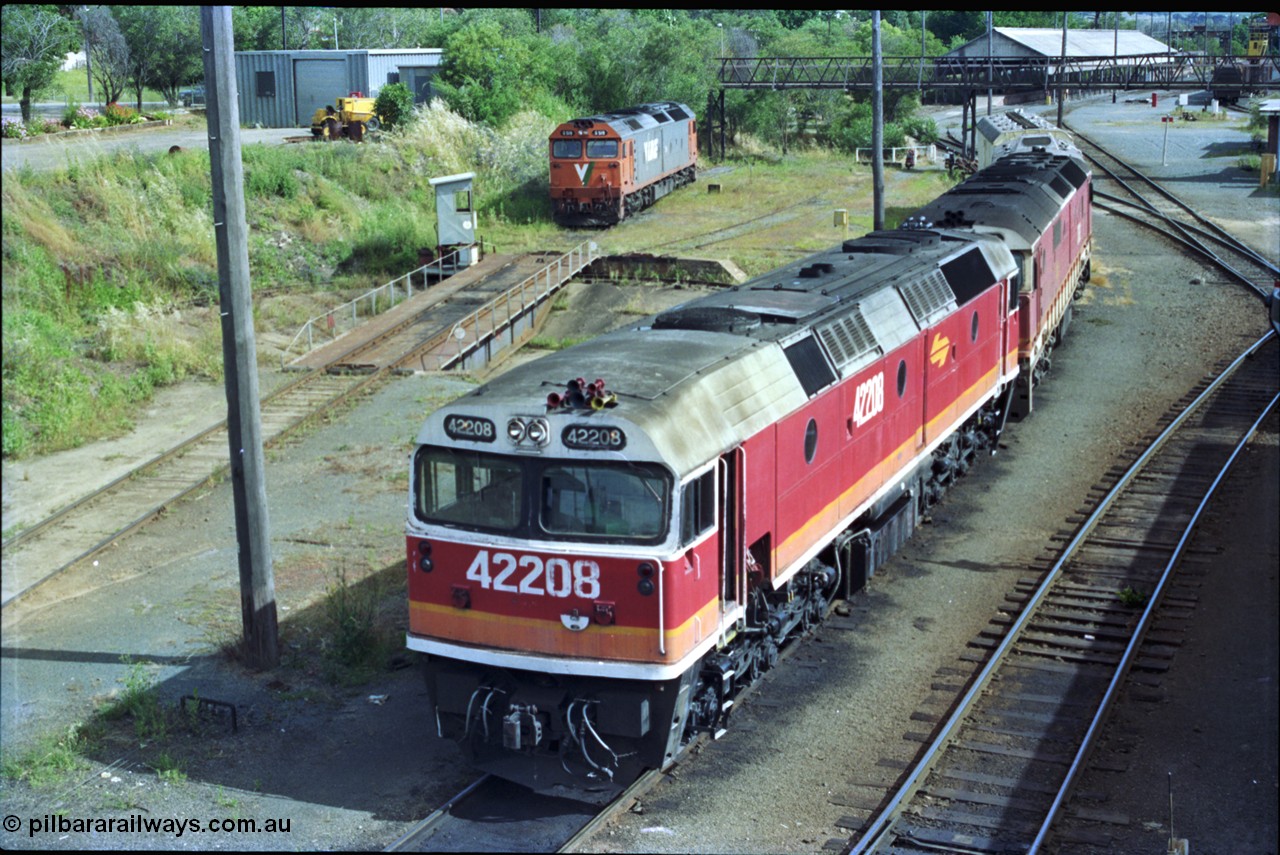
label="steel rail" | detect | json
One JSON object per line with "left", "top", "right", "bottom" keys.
{"left": 2, "top": 368, "right": 389, "bottom": 608}
{"left": 383, "top": 775, "right": 491, "bottom": 852}
{"left": 1029, "top": 364, "right": 1280, "bottom": 852}
{"left": 558, "top": 769, "right": 663, "bottom": 853}
{"left": 1091, "top": 197, "right": 1271, "bottom": 297}
{"left": 1065, "top": 122, "right": 1279, "bottom": 285}
{"left": 2, "top": 364, "right": 326, "bottom": 551}
{"left": 1093, "top": 188, "right": 1276, "bottom": 275}
{"left": 849, "top": 330, "right": 1277, "bottom": 854}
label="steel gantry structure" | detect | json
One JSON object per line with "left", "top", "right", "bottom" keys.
{"left": 706, "top": 52, "right": 1279, "bottom": 158}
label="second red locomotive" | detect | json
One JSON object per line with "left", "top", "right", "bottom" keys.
{"left": 410, "top": 112, "right": 1092, "bottom": 802}
{"left": 549, "top": 102, "right": 698, "bottom": 227}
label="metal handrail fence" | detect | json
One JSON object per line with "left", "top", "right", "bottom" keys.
{"left": 437, "top": 241, "right": 599, "bottom": 370}
{"left": 853, "top": 143, "right": 938, "bottom": 165}
{"left": 281, "top": 249, "right": 462, "bottom": 368}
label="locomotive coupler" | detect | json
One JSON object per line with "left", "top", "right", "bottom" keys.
{"left": 502, "top": 703, "right": 544, "bottom": 751}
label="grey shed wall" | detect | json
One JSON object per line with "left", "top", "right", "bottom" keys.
{"left": 234, "top": 49, "right": 442, "bottom": 128}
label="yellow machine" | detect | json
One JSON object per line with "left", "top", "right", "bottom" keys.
{"left": 310, "top": 92, "right": 380, "bottom": 142}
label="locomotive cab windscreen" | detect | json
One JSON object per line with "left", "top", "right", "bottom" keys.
{"left": 414, "top": 445, "right": 672, "bottom": 545}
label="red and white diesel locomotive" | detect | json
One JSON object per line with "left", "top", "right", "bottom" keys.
{"left": 407, "top": 112, "right": 1092, "bottom": 801}
{"left": 549, "top": 101, "right": 698, "bottom": 227}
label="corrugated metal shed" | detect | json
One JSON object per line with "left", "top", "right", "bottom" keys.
{"left": 949, "top": 28, "right": 1171, "bottom": 60}
{"left": 234, "top": 48, "right": 442, "bottom": 128}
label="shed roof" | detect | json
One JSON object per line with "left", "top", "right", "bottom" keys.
{"left": 950, "top": 27, "right": 1171, "bottom": 59}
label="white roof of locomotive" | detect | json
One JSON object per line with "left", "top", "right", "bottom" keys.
{"left": 419, "top": 327, "right": 806, "bottom": 480}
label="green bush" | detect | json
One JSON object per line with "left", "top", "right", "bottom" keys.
{"left": 373, "top": 82, "right": 415, "bottom": 130}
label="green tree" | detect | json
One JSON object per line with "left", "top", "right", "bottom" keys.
{"left": 113, "top": 5, "right": 201, "bottom": 110}
{"left": 433, "top": 17, "right": 550, "bottom": 125}
{"left": 1, "top": 5, "right": 77, "bottom": 122}
{"left": 79, "top": 5, "right": 128, "bottom": 104}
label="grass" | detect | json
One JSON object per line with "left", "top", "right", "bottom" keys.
{"left": 0, "top": 68, "right": 173, "bottom": 108}
{"left": 1118, "top": 586, "right": 1149, "bottom": 607}
{"left": 99, "top": 659, "right": 167, "bottom": 741}
{"left": 530, "top": 335, "right": 592, "bottom": 351}
{"left": 0, "top": 724, "right": 94, "bottom": 788}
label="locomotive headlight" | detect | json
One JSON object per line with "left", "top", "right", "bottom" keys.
{"left": 507, "top": 418, "right": 527, "bottom": 444}
{"left": 637, "top": 578, "right": 655, "bottom": 596}
{"left": 526, "top": 418, "right": 550, "bottom": 446}
{"left": 418, "top": 541, "right": 433, "bottom": 573}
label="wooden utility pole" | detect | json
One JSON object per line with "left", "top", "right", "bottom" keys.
{"left": 200, "top": 5, "right": 279, "bottom": 669}
{"left": 872, "top": 10, "right": 884, "bottom": 232}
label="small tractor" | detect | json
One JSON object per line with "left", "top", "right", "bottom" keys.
{"left": 311, "top": 92, "right": 380, "bottom": 142}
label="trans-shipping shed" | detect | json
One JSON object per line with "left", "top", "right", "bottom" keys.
{"left": 234, "top": 49, "right": 443, "bottom": 128}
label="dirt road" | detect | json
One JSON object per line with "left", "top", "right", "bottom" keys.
{"left": 1, "top": 121, "right": 305, "bottom": 173}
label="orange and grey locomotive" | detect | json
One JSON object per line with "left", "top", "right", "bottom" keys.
{"left": 407, "top": 114, "right": 1091, "bottom": 802}
{"left": 549, "top": 102, "right": 697, "bottom": 227}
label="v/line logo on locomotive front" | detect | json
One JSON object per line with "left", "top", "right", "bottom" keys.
{"left": 549, "top": 102, "right": 699, "bottom": 227}
{"left": 407, "top": 110, "right": 1093, "bottom": 804}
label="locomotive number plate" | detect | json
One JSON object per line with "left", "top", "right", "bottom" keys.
{"left": 465, "top": 550, "right": 601, "bottom": 599}
{"left": 562, "top": 424, "right": 626, "bottom": 451}
{"left": 444, "top": 415, "right": 496, "bottom": 442}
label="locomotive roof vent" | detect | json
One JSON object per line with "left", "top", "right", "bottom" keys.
{"left": 798, "top": 262, "right": 835, "bottom": 278}
{"left": 843, "top": 232, "right": 938, "bottom": 254}
{"left": 653, "top": 305, "right": 762, "bottom": 334}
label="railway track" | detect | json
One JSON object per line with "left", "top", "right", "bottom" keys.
{"left": 1, "top": 250, "right": 587, "bottom": 608}
{"left": 0, "top": 368, "right": 386, "bottom": 607}
{"left": 1063, "top": 122, "right": 1277, "bottom": 301}
{"left": 384, "top": 770, "right": 662, "bottom": 853}
{"left": 845, "top": 331, "right": 1279, "bottom": 854}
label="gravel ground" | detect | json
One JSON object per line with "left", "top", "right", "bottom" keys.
{"left": 1, "top": 92, "right": 1276, "bottom": 852}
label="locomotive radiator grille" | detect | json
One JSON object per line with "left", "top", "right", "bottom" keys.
{"left": 898, "top": 269, "right": 956, "bottom": 326}
{"left": 816, "top": 308, "right": 881, "bottom": 372}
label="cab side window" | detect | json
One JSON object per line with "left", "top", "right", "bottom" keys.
{"left": 681, "top": 469, "right": 717, "bottom": 545}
